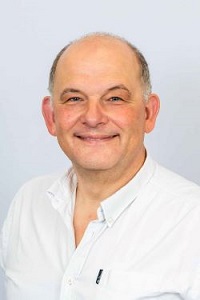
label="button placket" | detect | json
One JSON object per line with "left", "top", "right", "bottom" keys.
{"left": 60, "top": 219, "right": 107, "bottom": 299}
{"left": 67, "top": 277, "right": 73, "bottom": 286}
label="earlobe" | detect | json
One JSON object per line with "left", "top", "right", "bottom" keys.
{"left": 42, "top": 96, "right": 57, "bottom": 136}
{"left": 145, "top": 94, "right": 160, "bottom": 133}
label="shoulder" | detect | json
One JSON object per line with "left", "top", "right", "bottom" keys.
{"left": 19, "top": 173, "right": 62, "bottom": 193}
{"left": 1, "top": 171, "right": 69, "bottom": 232}
{"left": 0, "top": 171, "right": 70, "bottom": 270}
{"left": 151, "top": 161, "right": 200, "bottom": 204}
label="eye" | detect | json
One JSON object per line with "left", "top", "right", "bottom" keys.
{"left": 67, "top": 97, "right": 81, "bottom": 102}
{"left": 110, "top": 96, "right": 123, "bottom": 102}
{"left": 62, "top": 96, "right": 83, "bottom": 104}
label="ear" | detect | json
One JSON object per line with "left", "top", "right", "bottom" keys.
{"left": 42, "top": 96, "right": 57, "bottom": 136}
{"left": 144, "top": 93, "right": 160, "bottom": 133}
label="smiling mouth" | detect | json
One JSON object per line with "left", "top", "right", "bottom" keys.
{"left": 74, "top": 134, "right": 119, "bottom": 141}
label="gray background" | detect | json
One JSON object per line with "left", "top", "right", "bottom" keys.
{"left": 0, "top": 0, "right": 200, "bottom": 298}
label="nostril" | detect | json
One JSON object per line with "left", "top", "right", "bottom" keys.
{"left": 80, "top": 104, "right": 108, "bottom": 127}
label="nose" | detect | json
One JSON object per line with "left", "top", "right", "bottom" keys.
{"left": 80, "top": 100, "right": 108, "bottom": 128}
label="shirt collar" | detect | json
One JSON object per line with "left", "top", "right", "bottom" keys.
{"left": 47, "top": 155, "right": 156, "bottom": 225}
{"left": 100, "top": 155, "right": 156, "bottom": 227}
{"left": 47, "top": 167, "right": 77, "bottom": 213}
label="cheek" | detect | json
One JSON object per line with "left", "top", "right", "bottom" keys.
{"left": 111, "top": 106, "right": 145, "bottom": 130}
{"left": 54, "top": 108, "right": 80, "bottom": 132}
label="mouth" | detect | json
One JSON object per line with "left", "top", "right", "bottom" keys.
{"left": 74, "top": 133, "right": 119, "bottom": 142}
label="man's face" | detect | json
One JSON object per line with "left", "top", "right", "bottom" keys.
{"left": 43, "top": 37, "right": 159, "bottom": 175}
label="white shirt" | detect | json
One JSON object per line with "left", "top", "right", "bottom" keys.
{"left": 1, "top": 156, "right": 200, "bottom": 300}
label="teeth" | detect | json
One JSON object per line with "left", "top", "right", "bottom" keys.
{"left": 76, "top": 135, "right": 117, "bottom": 140}
{"left": 82, "top": 137, "right": 110, "bottom": 140}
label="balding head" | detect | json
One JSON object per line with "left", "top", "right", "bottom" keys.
{"left": 48, "top": 33, "right": 152, "bottom": 101}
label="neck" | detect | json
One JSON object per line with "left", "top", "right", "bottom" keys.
{"left": 74, "top": 151, "right": 146, "bottom": 205}
{"left": 72, "top": 149, "right": 146, "bottom": 247}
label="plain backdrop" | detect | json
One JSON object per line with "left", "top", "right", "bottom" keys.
{"left": 0, "top": 0, "right": 200, "bottom": 298}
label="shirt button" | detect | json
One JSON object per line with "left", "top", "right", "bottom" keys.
{"left": 67, "top": 277, "right": 73, "bottom": 285}
{"left": 108, "top": 217, "right": 113, "bottom": 224}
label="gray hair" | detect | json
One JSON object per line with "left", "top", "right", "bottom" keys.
{"left": 48, "top": 32, "right": 152, "bottom": 101}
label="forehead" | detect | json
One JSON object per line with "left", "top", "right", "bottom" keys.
{"left": 54, "top": 37, "right": 141, "bottom": 88}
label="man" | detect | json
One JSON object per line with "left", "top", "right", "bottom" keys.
{"left": 1, "top": 33, "right": 200, "bottom": 300}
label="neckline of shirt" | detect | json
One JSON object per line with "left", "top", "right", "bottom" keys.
{"left": 100, "top": 155, "right": 156, "bottom": 227}
{"left": 47, "top": 155, "right": 156, "bottom": 226}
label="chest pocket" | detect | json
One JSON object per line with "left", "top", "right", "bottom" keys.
{"left": 95, "top": 269, "right": 183, "bottom": 300}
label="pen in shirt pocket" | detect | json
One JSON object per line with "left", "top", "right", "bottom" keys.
{"left": 96, "top": 269, "right": 103, "bottom": 284}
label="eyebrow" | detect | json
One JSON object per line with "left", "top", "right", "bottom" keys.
{"left": 60, "top": 88, "right": 85, "bottom": 99}
{"left": 105, "top": 85, "right": 131, "bottom": 96}
{"left": 60, "top": 84, "right": 131, "bottom": 99}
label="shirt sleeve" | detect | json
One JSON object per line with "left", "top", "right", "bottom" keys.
{"left": 0, "top": 196, "right": 18, "bottom": 271}
{"left": 185, "top": 205, "right": 200, "bottom": 300}
{"left": 0, "top": 229, "right": 4, "bottom": 270}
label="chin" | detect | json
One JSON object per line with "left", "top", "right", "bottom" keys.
{"left": 73, "top": 159, "right": 118, "bottom": 172}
